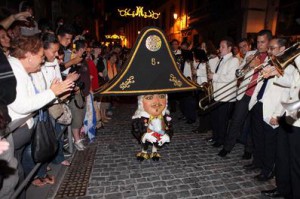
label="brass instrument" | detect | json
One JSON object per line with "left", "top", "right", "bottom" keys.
{"left": 271, "top": 42, "right": 300, "bottom": 75}
{"left": 199, "top": 61, "right": 214, "bottom": 102}
{"left": 278, "top": 43, "right": 300, "bottom": 113}
{"left": 199, "top": 42, "right": 300, "bottom": 110}
{"left": 190, "top": 61, "right": 197, "bottom": 83}
{"left": 235, "top": 51, "right": 260, "bottom": 77}
{"left": 282, "top": 101, "right": 300, "bottom": 113}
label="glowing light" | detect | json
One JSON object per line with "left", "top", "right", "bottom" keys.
{"left": 173, "top": 13, "right": 178, "bottom": 20}
{"left": 105, "top": 34, "right": 125, "bottom": 40}
{"left": 118, "top": 6, "right": 160, "bottom": 19}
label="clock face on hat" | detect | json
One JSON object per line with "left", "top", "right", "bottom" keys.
{"left": 145, "top": 35, "right": 161, "bottom": 52}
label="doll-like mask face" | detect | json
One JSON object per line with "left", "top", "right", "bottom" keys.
{"left": 142, "top": 94, "right": 167, "bottom": 117}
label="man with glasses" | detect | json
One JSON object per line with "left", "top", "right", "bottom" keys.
{"left": 247, "top": 38, "right": 295, "bottom": 182}
{"left": 260, "top": 39, "right": 299, "bottom": 198}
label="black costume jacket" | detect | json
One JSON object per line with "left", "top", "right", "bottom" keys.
{"left": 132, "top": 114, "right": 173, "bottom": 149}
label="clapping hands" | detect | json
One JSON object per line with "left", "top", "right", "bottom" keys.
{"left": 50, "top": 78, "right": 74, "bottom": 96}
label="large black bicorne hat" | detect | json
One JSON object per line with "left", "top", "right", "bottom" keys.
{"left": 94, "top": 27, "right": 200, "bottom": 96}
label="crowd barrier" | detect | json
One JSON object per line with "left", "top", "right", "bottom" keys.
{"left": 3, "top": 115, "right": 73, "bottom": 199}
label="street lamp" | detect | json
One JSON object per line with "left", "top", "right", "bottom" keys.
{"left": 173, "top": 13, "right": 178, "bottom": 20}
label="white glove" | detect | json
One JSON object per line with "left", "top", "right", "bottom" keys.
{"left": 158, "top": 134, "right": 170, "bottom": 146}
{"left": 141, "top": 132, "right": 157, "bottom": 144}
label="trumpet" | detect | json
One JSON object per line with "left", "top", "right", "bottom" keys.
{"left": 199, "top": 42, "right": 300, "bottom": 110}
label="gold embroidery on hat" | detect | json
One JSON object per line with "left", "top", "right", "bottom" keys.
{"left": 120, "top": 76, "right": 135, "bottom": 90}
{"left": 151, "top": 58, "right": 158, "bottom": 65}
{"left": 169, "top": 74, "right": 182, "bottom": 87}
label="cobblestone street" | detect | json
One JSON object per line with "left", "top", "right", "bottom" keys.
{"left": 69, "top": 101, "right": 276, "bottom": 199}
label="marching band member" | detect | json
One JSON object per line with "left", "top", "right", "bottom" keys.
{"left": 207, "top": 38, "right": 239, "bottom": 147}
{"left": 260, "top": 50, "right": 300, "bottom": 198}
{"left": 192, "top": 49, "right": 218, "bottom": 134}
{"left": 247, "top": 38, "right": 295, "bottom": 182}
{"left": 194, "top": 49, "right": 219, "bottom": 85}
{"left": 218, "top": 30, "right": 272, "bottom": 159}
{"left": 238, "top": 38, "right": 252, "bottom": 60}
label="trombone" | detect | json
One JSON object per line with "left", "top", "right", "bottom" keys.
{"left": 282, "top": 101, "right": 300, "bottom": 113}
{"left": 236, "top": 51, "right": 260, "bottom": 77}
{"left": 199, "top": 42, "right": 300, "bottom": 110}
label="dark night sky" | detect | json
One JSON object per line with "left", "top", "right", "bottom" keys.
{"left": 103, "top": 0, "right": 164, "bottom": 25}
{"left": 104, "top": 0, "right": 164, "bottom": 12}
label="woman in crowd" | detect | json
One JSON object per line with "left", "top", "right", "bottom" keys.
{"left": 90, "top": 42, "right": 111, "bottom": 126}
{"left": 7, "top": 35, "right": 74, "bottom": 191}
{"left": 101, "top": 52, "right": 118, "bottom": 120}
{"left": 22, "top": 33, "right": 79, "bottom": 187}
{"left": 0, "top": 26, "right": 11, "bottom": 56}
{"left": 68, "top": 39, "right": 91, "bottom": 151}
{"left": 41, "top": 33, "right": 79, "bottom": 161}
{"left": 106, "top": 52, "right": 118, "bottom": 81}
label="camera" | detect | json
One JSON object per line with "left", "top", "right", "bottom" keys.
{"left": 26, "top": 16, "right": 34, "bottom": 22}
{"left": 81, "top": 51, "right": 87, "bottom": 59}
{"left": 70, "top": 80, "right": 84, "bottom": 99}
{"left": 75, "top": 81, "right": 85, "bottom": 90}
{"left": 69, "top": 63, "right": 81, "bottom": 74}
{"left": 25, "top": 16, "right": 35, "bottom": 27}
{"left": 59, "top": 62, "right": 66, "bottom": 70}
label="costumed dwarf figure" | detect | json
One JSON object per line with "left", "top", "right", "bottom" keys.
{"left": 132, "top": 94, "right": 173, "bottom": 161}
{"left": 94, "top": 27, "right": 200, "bottom": 162}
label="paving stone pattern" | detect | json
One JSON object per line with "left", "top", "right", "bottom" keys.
{"left": 74, "top": 102, "right": 276, "bottom": 199}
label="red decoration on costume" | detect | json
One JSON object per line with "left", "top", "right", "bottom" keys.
{"left": 152, "top": 132, "right": 162, "bottom": 141}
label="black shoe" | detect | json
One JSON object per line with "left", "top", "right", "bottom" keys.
{"left": 261, "top": 188, "right": 284, "bottom": 198}
{"left": 150, "top": 152, "right": 161, "bottom": 161}
{"left": 243, "top": 163, "right": 259, "bottom": 170}
{"left": 206, "top": 137, "right": 215, "bottom": 143}
{"left": 178, "top": 116, "right": 186, "bottom": 120}
{"left": 212, "top": 142, "right": 222, "bottom": 148}
{"left": 186, "top": 119, "right": 196, "bottom": 124}
{"left": 254, "top": 172, "right": 274, "bottom": 181}
{"left": 242, "top": 151, "right": 252, "bottom": 160}
{"left": 194, "top": 129, "right": 209, "bottom": 134}
{"left": 192, "top": 128, "right": 200, "bottom": 133}
{"left": 218, "top": 149, "right": 229, "bottom": 157}
{"left": 136, "top": 152, "right": 149, "bottom": 161}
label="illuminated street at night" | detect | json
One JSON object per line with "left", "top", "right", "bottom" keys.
{"left": 1, "top": 0, "right": 300, "bottom": 199}
{"left": 26, "top": 101, "right": 275, "bottom": 199}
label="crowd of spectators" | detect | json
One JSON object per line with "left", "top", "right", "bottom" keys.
{"left": 1, "top": 1, "right": 300, "bottom": 199}
{"left": 0, "top": 1, "right": 130, "bottom": 198}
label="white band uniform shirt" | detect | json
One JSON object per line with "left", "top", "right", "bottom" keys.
{"left": 212, "top": 52, "right": 239, "bottom": 102}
